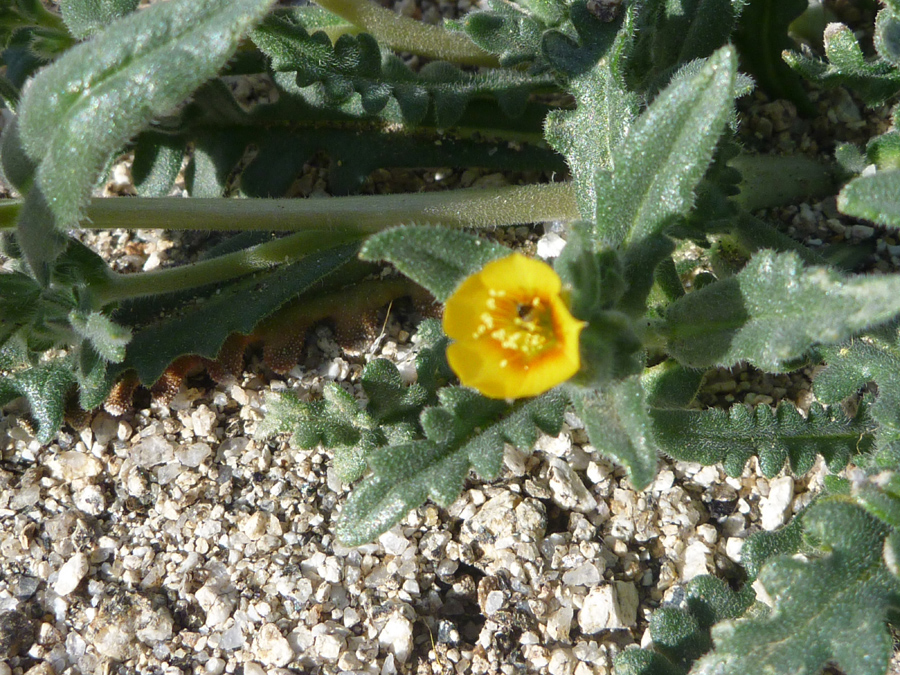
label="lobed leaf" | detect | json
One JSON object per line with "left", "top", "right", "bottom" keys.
{"left": 252, "top": 13, "right": 551, "bottom": 127}
{"left": 337, "top": 389, "right": 566, "bottom": 545}
{"left": 0, "top": 360, "right": 75, "bottom": 443}
{"left": 665, "top": 250, "right": 900, "bottom": 371}
{"left": 691, "top": 501, "right": 900, "bottom": 675}
{"left": 838, "top": 169, "right": 900, "bottom": 229}
{"left": 651, "top": 400, "right": 873, "bottom": 479}
{"left": 814, "top": 322, "right": 900, "bottom": 465}
{"left": 109, "top": 243, "right": 358, "bottom": 387}
{"left": 785, "top": 22, "right": 900, "bottom": 106}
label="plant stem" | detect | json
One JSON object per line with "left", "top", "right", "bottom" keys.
{"left": 81, "top": 182, "right": 579, "bottom": 305}
{"left": 93, "top": 230, "right": 363, "bottom": 306}
{"left": 313, "top": 0, "right": 499, "bottom": 67}
{"left": 0, "top": 182, "right": 579, "bottom": 232}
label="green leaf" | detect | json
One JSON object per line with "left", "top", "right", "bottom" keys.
{"left": 131, "top": 132, "right": 185, "bottom": 197}
{"left": 336, "top": 389, "right": 565, "bottom": 545}
{"left": 568, "top": 376, "right": 659, "bottom": 489}
{"left": 651, "top": 400, "right": 873, "bottom": 478}
{"left": 593, "top": 46, "right": 737, "bottom": 248}
{"left": 740, "top": 507, "right": 806, "bottom": 581}
{"left": 692, "top": 501, "right": 900, "bottom": 675}
{"left": 733, "top": 0, "right": 813, "bottom": 114}
{"left": 68, "top": 310, "right": 131, "bottom": 363}
{"left": 875, "top": 7, "right": 900, "bottom": 69}
{"left": 16, "top": 0, "right": 275, "bottom": 233}
{"left": 359, "top": 226, "right": 509, "bottom": 302}
{"left": 664, "top": 250, "right": 900, "bottom": 371}
{"left": 111, "top": 243, "right": 357, "bottom": 387}
{"left": 641, "top": 360, "right": 704, "bottom": 409}
{"left": 628, "top": 0, "right": 743, "bottom": 94}
{"left": 785, "top": 23, "right": 900, "bottom": 107}
{"left": 814, "top": 323, "right": 900, "bottom": 464}
{"left": 543, "top": 8, "right": 637, "bottom": 218}
{"left": 838, "top": 170, "right": 900, "bottom": 229}
{"left": 60, "top": 0, "right": 139, "bottom": 39}
{"left": 0, "top": 360, "right": 75, "bottom": 443}
{"left": 616, "top": 575, "right": 754, "bottom": 675}
{"left": 251, "top": 14, "right": 551, "bottom": 127}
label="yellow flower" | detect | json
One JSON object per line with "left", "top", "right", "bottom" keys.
{"left": 443, "top": 253, "right": 585, "bottom": 399}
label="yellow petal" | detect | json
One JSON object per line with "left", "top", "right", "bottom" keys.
{"left": 442, "top": 253, "right": 585, "bottom": 400}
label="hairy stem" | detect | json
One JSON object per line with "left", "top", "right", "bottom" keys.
{"left": 78, "top": 182, "right": 578, "bottom": 304}
{"left": 93, "top": 230, "right": 364, "bottom": 306}
{"left": 313, "top": 0, "right": 499, "bottom": 67}
{"left": 0, "top": 182, "right": 578, "bottom": 232}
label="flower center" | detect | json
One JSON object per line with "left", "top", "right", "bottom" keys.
{"left": 472, "top": 289, "right": 557, "bottom": 365}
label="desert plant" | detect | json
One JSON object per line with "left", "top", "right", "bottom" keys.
{"left": 3, "top": 0, "right": 900, "bottom": 673}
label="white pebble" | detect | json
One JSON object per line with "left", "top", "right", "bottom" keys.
{"left": 760, "top": 476, "right": 794, "bottom": 530}
{"left": 681, "top": 541, "right": 711, "bottom": 581}
{"left": 132, "top": 436, "right": 174, "bottom": 468}
{"left": 484, "top": 590, "right": 505, "bottom": 615}
{"left": 547, "top": 457, "right": 597, "bottom": 513}
{"left": 379, "top": 614, "right": 413, "bottom": 664}
{"left": 578, "top": 582, "right": 638, "bottom": 633}
{"left": 561, "top": 562, "right": 601, "bottom": 586}
{"left": 254, "top": 623, "right": 294, "bottom": 667}
{"left": 176, "top": 442, "right": 212, "bottom": 467}
{"left": 54, "top": 553, "right": 89, "bottom": 596}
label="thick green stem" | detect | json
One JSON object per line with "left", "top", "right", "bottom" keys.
{"left": 730, "top": 154, "right": 836, "bottom": 212}
{"left": 79, "top": 182, "right": 578, "bottom": 305}
{"left": 93, "top": 229, "right": 363, "bottom": 306}
{"left": 0, "top": 182, "right": 578, "bottom": 232}
{"left": 314, "top": 0, "right": 499, "bottom": 67}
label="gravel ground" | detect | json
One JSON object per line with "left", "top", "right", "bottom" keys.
{"left": 2, "top": 2, "right": 899, "bottom": 675}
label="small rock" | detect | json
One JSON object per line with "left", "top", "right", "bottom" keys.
{"left": 681, "top": 541, "right": 711, "bottom": 581}
{"left": 88, "top": 592, "right": 173, "bottom": 661}
{"left": 176, "top": 442, "right": 212, "bottom": 467}
{"left": 242, "top": 512, "right": 281, "bottom": 541}
{"left": 760, "top": 476, "right": 794, "bottom": 530}
{"left": 547, "top": 457, "right": 597, "bottom": 513}
{"left": 74, "top": 485, "right": 106, "bottom": 516}
{"left": 132, "top": 436, "right": 174, "bottom": 469}
{"left": 254, "top": 623, "right": 294, "bottom": 667}
{"left": 484, "top": 590, "right": 505, "bottom": 615}
{"left": 546, "top": 607, "right": 573, "bottom": 642}
{"left": 49, "top": 452, "right": 103, "bottom": 481}
{"left": 578, "top": 583, "right": 638, "bottom": 633}
{"left": 0, "top": 610, "right": 35, "bottom": 658}
{"left": 10, "top": 575, "right": 39, "bottom": 600}
{"left": 379, "top": 614, "right": 414, "bottom": 664}
{"left": 561, "top": 562, "right": 602, "bottom": 586}
{"left": 54, "top": 552, "right": 89, "bottom": 596}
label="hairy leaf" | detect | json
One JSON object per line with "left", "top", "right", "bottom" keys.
{"left": 0, "top": 360, "right": 75, "bottom": 443}
{"left": 651, "top": 400, "right": 873, "bottom": 478}
{"left": 785, "top": 22, "right": 900, "bottom": 106}
{"left": 615, "top": 576, "right": 754, "bottom": 675}
{"left": 360, "top": 226, "right": 509, "bottom": 302}
{"left": 568, "top": 376, "right": 658, "bottom": 489}
{"left": 838, "top": 169, "right": 900, "bottom": 229}
{"left": 68, "top": 310, "right": 131, "bottom": 363}
{"left": 252, "top": 13, "right": 551, "bottom": 127}
{"left": 815, "top": 322, "right": 900, "bottom": 464}
{"left": 629, "top": 0, "right": 743, "bottom": 94}
{"left": 594, "top": 46, "right": 737, "bottom": 248}
{"left": 544, "top": 6, "right": 637, "bottom": 218}
{"left": 16, "top": 0, "right": 275, "bottom": 234}
{"left": 60, "top": 0, "right": 139, "bottom": 39}
{"left": 692, "top": 501, "right": 900, "bottom": 675}
{"left": 337, "top": 389, "right": 566, "bottom": 545}
{"left": 665, "top": 250, "right": 900, "bottom": 371}
{"left": 110, "top": 243, "right": 357, "bottom": 387}
{"left": 131, "top": 132, "right": 186, "bottom": 197}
